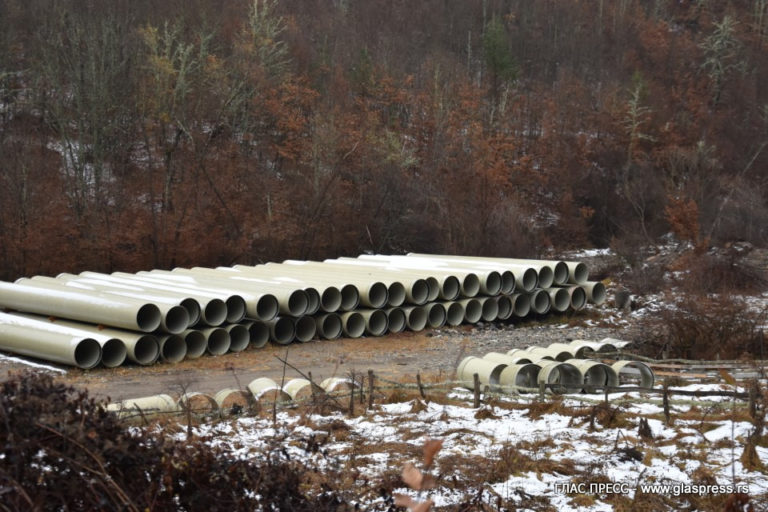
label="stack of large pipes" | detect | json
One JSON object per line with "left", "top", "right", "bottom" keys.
{"left": 0, "top": 254, "right": 607, "bottom": 368}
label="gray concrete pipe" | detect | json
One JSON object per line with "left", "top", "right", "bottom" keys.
{"left": 303, "top": 287, "right": 321, "bottom": 315}
{"left": 559, "top": 285, "right": 587, "bottom": 311}
{"left": 487, "top": 351, "right": 533, "bottom": 365}
{"left": 0, "top": 313, "right": 102, "bottom": 369}
{"left": 107, "top": 394, "right": 179, "bottom": 419}
{"left": 294, "top": 316, "right": 317, "bottom": 342}
{"left": 498, "top": 363, "right": 542, "bottom": 394}
{"left": 404, "top": 254, "right": 545, "bottom": 292}
{"left": 401, "top": 306, "right": 428, "bottom": 331}
{"left": 385, "top": 307, "right": 407, "bottom": 333}
{"left": 441, "top": 301, "right": 465, "bottom": 326}
{"left": 528, "top": 289, "right": 551, "bottom": 314}
{"left": 128, "top": 271, "right": 274, "bottom": 323}
{"left": 340, "top": 311, "right": 366, "bottom": 338}
{"left": 241, "top": 321, "right": 270, "bottom": 348}
{"left": 266, "top": 317, "right": 295, "bottom": 345}
{"left": 58, "top": 274, "right": 203, "bottom": 327}
{"left": 527, "top": 346, "right": 574, "bottom": 362}
{"left": 27, "top": 276, "right": 191, "bottom": 333}
{"left": 611, "top": 361, "right": 655, "bottom": 388}
{"left": 545, "top": 287, "right": 571, "bottom": 313}
{"left": 567, "top": 359, "right": 619, "bottom": 393}
{"left": 0, "top": 278, "right": 163, "bottom": 333}
{"left": 507, "top": 293, "right": 531, "bottom": 318}
{"left": 199, "top": 327, "right": 231, "bottom": 355}
{"left": 99, "top": 272, "right": 231, "bottom": 326}
{"left": 568, "top": 339, "right": 617, "bottom": 354}
{"left": 177, "top": 392, "right": 218, "bottom": 414}
{"left": 282, "top": 378, "right": 313, "bottom": 401}
{"left": 358, "top": 309, "right": 389, "bottom": 336}
{"left": 180, "top": 329, "right": 208, "bottom": 359}
{"left": 11, "top": 313, "right": 158, "bottom": 366}
{"left": 223, "top": 323, "right": 251, "bottom": 351}
{"left": 214, "top": 388, "right": 254, "bottom": 415}
{"left": 547, "top": 342, "right": 593, "bottom": 359}
{"left": 495, "top": 295, "right": 513, "bottom": 320}
{"left": 320, "top": 377, "right": 354, "bottom": 395}
{"left": 315, "top": 313, "right": 343, "bottom": 339}
{"left": 507, "top": 348, "right": 552, "bottom": 361}
{"left": 537, "top": 361, "right": 583, "bottom": 394}
{"left": 477, "top": 296, "right": 499, "bottom": 322}
{"left": 248, "top": 377, "right": 291, "bottom": 404}
{"left": 423, "top": 302, "right": 447, "bottom": 328}
{"left": 457, "top": 298, "right": 482, "bottom": 323}
{"left": 157, "top": 334, "right": 187, "bottom": 363}
{"left": 318, "top": 259, "right": 432, "bottom": 304}
{"left": 583, "top": 281, "right": 607, "bottom": 305}
{"left": 456, "top": 356, "right": 506, "bottom": 391}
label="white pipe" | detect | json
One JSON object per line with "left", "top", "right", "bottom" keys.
{"left": 157, "top": 334, "right": 187, "bottom": 363}
{"left": 177, "top": 392, "right": 218, "bottom": 414}
{"left": 108, "top": 394, "right": 178, "bottom": 419}
{"left": 214, "top": 388, "right": 254, "bottom": 415}
{"left": 547, "top": 342, "right": 592, "bottom": 359}
{"left": 282, "top": 378, "right": 312, "bottom": 401}
{"left": 315, "top": 313, "right": 343, "bottom": 339}
{"left": 385, "top": 307, "right": 407, "bottom": 333}
{"left": 495, "top": 295, "right": 513, "bottom": 320}
{"left": 358, "top": 309, "right": 389, "bottom": 336}
{"left": 527, "top": 346, "right": 574, "bottom": 362}
{"left": 508, "top": 293, "right": 531, "bottom": 317}
{"left": 223, "top": 323, "right": 251, "bottom": 351}
{"left": 340, "top": 311, "right": 366, "bottom": 338}
{"left": 545, "top": 287, "right": 571, "bottom": 313}
{"left": 266, "top": 317, "right": 295, "bottom": 345}
{"left": 303, "top": 287, "right": 321, "bottom": 315}
{"left": 537, "top": 361, "right": 583, "bottom": 394}
{"left": 199, "top": 327, "right": 231, "bottom": 355}
{"left": 477, "top": 296, "right": 499, "bottom": 321}
{"left": 441, "top": 301, "right": 465, "bottom": 327}
{"left": 568, "top": 359, "right": 619, "bottom": 393}
{"left": 558, "top": 285, "right": 587, "bottom": 310}
{"left": 457, "top": 298, "right": 482, "bottom": 323}
{"left": 401, "top": 306, "right": 428, "bottom": 331}
{"left": 528, "top": 289, "right": 551, "bottom": 314}
{"left": 424, "top": 302, "right": 447, "bottom": 328}
{"left": 456, "top": 356, "right": 506, "bottom": 391}
{"left": 180, "top": 329, "right": 207, "bottom": 359}
{"left": 241, "top": 321, "right": 270, "bottom": 348}
{"left": 583, "top": 281, "right": 607, "bottom": 305}
{"left": 612, "top": 361, "right": 655, "bottom": 388}
{"left": 484, "top": 351, "right": 533, "bottom": 365}
{"left": 247, "top": 377, "right": 291, "bottom": 403}
{"left": 294, "top": 316, "right": 317, "bottom": 342}
{"left": 498, "top": 363, "right": 542, "bottom": 394}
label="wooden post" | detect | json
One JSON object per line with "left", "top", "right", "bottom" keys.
{"left": 749, "top": 381, "right": 758, "bottom": 420}
{"left": 348, "top": 370, "right": 355, "bottom": 416}
{"left": 359, "top": 375, "right": 365, "bottom": 405}
{"left": 538, "top": 380, "right": 546, "bottom": 400}
{"left": 367, "top": 369, "right": 375, "bottom": 409}
{"left": 473, "top": 373, "right": 481, "bottom": 408}
{"left": 417, "top": 372, "right": 427, "bottom": 401}
{"left": 663, "top": 384, "right": 670, "bottom": 425}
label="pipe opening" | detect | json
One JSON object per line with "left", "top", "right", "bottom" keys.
{"left": 226, "top": 324, "right": 251, "bottom": 352}
{"left": 499, "top": 363, "right": 541, "bottom": 393}
{"left": 539, "top": 362, "right": 582, "bottom": 394}
{"left": 440, "top": 276, "right": 461, "bottom": 301}
{"left": 483, "top": 271, "right": 502, "bottom": 296}
{"left": 550, "top": 288, "right": 571, "bottom": 312}
{"left": 387, "top": 282, "right": 407, "bottom": 307}
{"left": 256, "top": 295, "right": 279, "bottom": 322}
{"left": 367, "top": 282, "right": 389, "bottom": 309}
{"left": 519, "top": 268, "right": 538, "bottom": 292}
{"left": 386, "top": 308, "right": 406, "bottom": 333}
{"left": 342, "top": 312, "right": 365, "bottom": 338}
{"left": 424, "top": 277, "right": 440, "bottom": 302}
{"left": 247, "top": 322, "right": 270, "bottom": 348}
{"left": 570, "top": 287, "right": 587, "bottom": 310}
{"left": 409, "top": 279, "right": 430, "bottom": 305}
{"left": 75, "top": 338, "right": 102, "bottom": 369}
{"left": 320, "top": 287, "right": 342, "bottom": 313}
{"left": 461, "top": 299, "right": 482, "bottom": 323}
{"left": 426, "top": 303, "right": 446, "bottom": 328}
{"left": 294, "top": 316, "right": 317, "bottom": 342}
{"left": 206, "top": 328, "right": 231, "bottom": 355}
{"left": 183, "top": 330, "right": 207, "bottom": 358}
{"left": 589, "top": 282, "right": 607, "bottom": 305}
{"left": 132, "top": 335, "right": 160, "bottom": 365}
{"left": 225, "top": 296, "right": 247, "bottom": 323}
{"left": 580, "top": 363, "right": 618, "bottom": 393}
{"left": 100, "top": 339, "right": 127, "bottom": 368}
{"left": 339, "top": 285, "right": 360, "bottom": 311}
{"left": 179, "top": 298, "right": 201, "bottom": 327}
{"left": 571, "top": 262, "right": 589, "bottom": 284}
{"left": 136, "top": 304, "right": 162, "bottom": 333}
{"left": 530, "top": 290, "right": 551, "bottom": 314}
{"left": 201, "top": 298, "right": 228, "bottom": 326}
{"left": 456, "top": 356, "right": 506, "bottom": 390}
{"left": 552, "top": 262, "right": 570, "bottom": 285}
{"left": 536, "top": 266, "right": 555, "bottom": 289}
{"left": 159, "top": 334, "right": 187, "bottom": 363}
{"left": 163, "top": 305, "right": 190, "bottom": 334}
{"left": 461, "top": 274, "right": 481, "bottom": 297}
{"left": 480, "top": 298, "right": 499, "bottom": 322}
{"left": 511, "top": 294, "right": 531, "bottom": 317}
{"left": 270, "top": 317, "right": 295, "bottom": 345}
{"left": 304, "top": 288, "right": 321, "bottom": 315}
{"left": 496, "top": 296, "right": 513, "bottom": 320}
{"left": 612, "top": 361, "right": 655, "bottom": 388}
{"left": 445, "top": 302, "right": 465, "bottom": 326}
{"left": 499, "top": 271, "right": 516, "bottom": 295}
{"left": 317, "top": 313, "right": 343, "bottom": 339}
{"left": 286, "top": 290, "right": 309, "bottom": 317}
{"left": 365, "top": 310, "right": 389, "bottom": 336}
{"left": 405, "top": 307, "right": 428, "bottom": 331}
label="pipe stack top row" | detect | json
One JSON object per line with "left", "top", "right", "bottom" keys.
{"left": 0, "top": 253, "right": 608, "bottom": 369}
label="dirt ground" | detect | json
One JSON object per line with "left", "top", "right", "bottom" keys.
{"left": 0, "top": 317, "right": 633, "bottom": 402}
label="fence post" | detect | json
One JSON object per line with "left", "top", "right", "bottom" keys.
{"left": 367, "top": 369, "right": 375, "bottom": 409}
{"left": 417, "top": 372, "right": 427, "bottom": 401}
{"left": 473, "top": 373, "right": 481, "bottom": 408}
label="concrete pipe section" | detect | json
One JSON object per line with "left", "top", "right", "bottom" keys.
{"left": 483, "top": 352, "right": 534, "bottom": 366}
{"left": 424, "top": 303, "right": 447, "bottom": 328}
{"left": 248, "top": 377, "right": 291, "bottom": 404}
{"left": 568, "top": 359, "right": 618, "bottom": 393}
{"left": 612, "top": 361, "right": 655, "bottom": 389}
{"left": 537, "top": 361, "right": 582, "bottom": 394}
{"left": 320, "top": 377, "right": 354, "bottom": 396}
{"left": 401, "top": 306, "right": 428, "bottom": 331}
{"left": 294, "top": 316, "right": 317, "bottom": 342}
{"left": 340, "top": 312, "right": 366, "bottom": 338}
{"left": 561, "top": 285, "right": 587, "bottom": 310}
{"left": 583, "top": 281, "right": 607, "bottom": 305}
{"left": 108, "top": 394, "right": 179, "bottom": 419}
{"left": 224, "top": 323, "right": 251, "bottom": 351}
{"left": 546, "top": 287, "right": 571, "bottom": 313}
{"left": 303, "top": 288, "right": 321, "bottom": 315}
{"left": 528, "top": 289, "right": 551, "bottom": 315}
{"left": 457, "top": 298, "right": 482, "bottom": 324}
{"left": 441, "top": 301, "right": 465, "bottom": 327}
{"left": 498, "top": 363, "right": 542, "bottom": 394}
{"left": 157, "top": 334, "right": 187, "bottom": 363}
{"left": 242, "top": 321, "right": 270, "bottom": 349}
{"left": 386, "top": 282, "right": 407, "bottom": 307}
{"left": 177, "top": 392, "right": 218, "bottom": 414}
{"left": 385, "top": 308, "right": 407, "bottom": 333}
{"left": 457, "top": 356, "right": 507, "bottom": 391}
{"left": 478, "top": 297, "right": 499, "bottom": 322}
{"left": 569, "top": 339, "right": 617, "bottom": 354}
{"left": 495, "top": 295, "right": 513, "bottom": 320}
{"left": 282, "top": 378, "right": 314, "bottom": 402}
{"left": 315, "top": 313, "right": 343, "bottom": 340}
{"left": 358, "top": 309, "right": 389, "bottom": 336}
{"left": 199, "top": 327, "right": 231, "bottom": 355}
{"left": 527, "top": 346, "right": 574, "bottom": 362}
{"left": 214, "top": 388, "right": 254, "bottom": 415}
{"left": 181, "top": 329, "right": 208, "bottom": 359}
{"left": 548, "top": 342, "right": 593, "bottom": 359}
{"left": 267, "top": 317, "right": 295, "bottom": 345}
{"left": 509, "top": 294, "right": 531, "bottom": 318}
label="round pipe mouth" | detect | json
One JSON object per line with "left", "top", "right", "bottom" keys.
{"left": 136, "top": 304, "right": 162, "bottom": 333}
{"left": 480, "top": 298, "right": 499, "bottom": 321}
{"left": 495, "top": 295, "right": 513, "bottom": 320}
{"left": 570, "top": 286, "right": 587, "bottom": 310}
{"left": 386, "top": 308, "right": 407, "bottom": 333}
{"left": 539, "top": 362, "right": 582, "bottom": 394}
{"left": 256, "top": 294, "right": 279, "bottom": 322}
{"left": 499, "top": 271, "right": 516, "bottom": 295}
{"left": 159, "top": 334, "right": 187, "bottom": 363}
{"left": 226, "top": 324, "right": 251, "bottom": 352}
{"left": 440, "top": 276, "right": 461, "bottom": 301}
{"left": 511, "top": 294, "right": 531, "bottom": 317}
{"left": 460, "top": 274, "right": 480, "bottom": 297}
{"left": 426, "top": 303, "right": 446, "bottom": 328}
{"left": 519, "top": 268, "right": 538, "bottom": 292}
{"left": 316, "top": 313, "right": 343, "bottom": 339}
{"left": 179, "top": 298, "right": 201, "bottom": 326}
{"left": 75, "top": 338, "right": 102, "bottom": 369}
{"left": 304, "top": 288, "right": 321, "bottom": 315}
{"left": 570, "top": 262, "right": 589, "bottom": 284}
{"left": 269, "top": 317, "right": 295, "bottom": 345}
{"left": 320, "top": 287, "right": 342, "bottom": 313}
{"left": 285, "top": 290, "right": 309, "bottom": 317}
{"left": 341, "top": 312, "right": 365, "bottom": 338}
{"left": 445, "top": 302, "right": 465, "bottom": 326}
{"left": 100, "top": 338, "right": 127, "bottom": 368}
{"left": 550, "top": 288, "right": 571, "bottom": 312}
{"left": 132, "top": 335, "right": 160, "bottom": 365}
{"left": 408, "top": 279, "right": 430, "bottom": 305}
{"left": 225, "top": 296, "right": 247, "bottom": 323}
{"left": 246, "top": 322, "right": 270, "bottom": 348}
{"left": 205, "top": 328, "right": 231, "bottom": 355}
{"left": 163, "top": 305, "right": 190, "bottom": 334}
{"left": 552, "top": 262, "right": 570, "bottom": 285}
{"left": 612, "top": 361, "right": 655, "bottom": 388}
{"left": 530, "top": 290, "right": 551, "bottom": 314}
{"left": 366, "top": 282, "right": 389, "bottom": 309}
{"left": 461, "top": 299, "right": 482, "bottom": 323}
{"left": 387, "top": 282, "right": 406, "bottom": 307}
{"left": 201, "top": 298, "right": 228, "bottom": 326}
{"left": 499, "top": 363, "right": 541, "bottom": 393}
{"left": 536, "top": 266, "right": 555, "bottom": 289}
{"left": 424, "top": 277, "right": 440, "bottom": 302}
{"left": 581, "top": 363, "right": 618, "bottom": 393}
{"left": 482, "top": 271, "right": 502, "bottom": 296}
{"left": 294, "top": 316, "right": 317, "bottom": 342}
{"left": 182, "top": 330, "right": 207, "bottom": 358}
{"left": 339, "top": 285, "right": 360, "bottom": 311}
{"left": 405, "top": 306, "right": 428, "bottom": 331}
{"left": 589, "top": 282, "right": 607, "bottom": 305}
{"left": 365, "top": 310, "right": 389, "bottom": 336}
